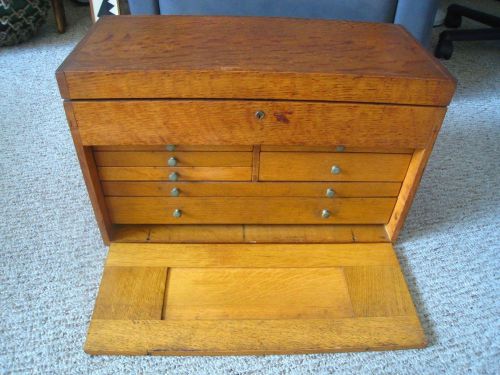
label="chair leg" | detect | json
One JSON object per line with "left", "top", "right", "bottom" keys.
{"left": 51, "top": 0, "right": 66, "bottom": 33}
{"left": 445, "top": 4, "right": 500, "bottom": 28}
{"left": 435, "top": 28, "right": 500, "bottom": 59}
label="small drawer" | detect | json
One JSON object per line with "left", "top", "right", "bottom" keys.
{"left": 105, "top": 197, "right": 396, "bottom": 224}
{"left": 259, "top": 152, "right": 411, "bottom": 182}
{"left": 94, "top": 151, "right": 252, "bottom": 167}
{"left": 98, "top": 167, "right": 252, "bottom": 181}
{"left": 102, "top": 181, "right": 401, "bottom": 197}
{"left": 261, "top": 146, "right": 413, "bottom": 154}
{"left": 93, "top": 145, "right": 253, "bottom": 152}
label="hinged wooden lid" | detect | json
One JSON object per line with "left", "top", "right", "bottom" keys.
{"left": 57, "top": 16, "right": 455, "bottom": 106}
{"left": 85, "top": 242, "right": 426, "bottom": 355}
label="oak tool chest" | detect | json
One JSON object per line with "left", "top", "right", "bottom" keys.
{"left": 56, "top": 16, "right": 456, "bottom": 355}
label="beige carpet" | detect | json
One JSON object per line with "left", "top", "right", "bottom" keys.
{"left": 0, "top": 0, "right": 499, "bottom": 373}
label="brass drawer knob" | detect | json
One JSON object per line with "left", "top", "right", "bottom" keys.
{"left": 255, "top": 110, "right": 265, "bottom": 120}
{"left": 331, "top": 165, "right": 341, "bottom": 175}
{"left": 172, "top": 209, "right": 182, "bottom": 218}
{"left": 168, "top": 157, "right": 178, "bottom": 167}
{"left": 325, "top": 188, "right": 335, "bottom": 198}
{"left": 170, "top": 187, "right": 180, "bottom": 197}
{"left": 321, "top": 209, "right": 331, "bottom": 219}
{"left": 169, "top": 172, "right": 179, "bottom": 181}
{"left": 166, "top": 144, "right": 176, "bottom": 151}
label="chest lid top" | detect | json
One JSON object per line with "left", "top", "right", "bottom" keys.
{"left": 57, "top": 16, "right": 455, "bottom": 106}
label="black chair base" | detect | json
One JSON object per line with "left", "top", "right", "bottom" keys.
{"left": 435, "top": 4, "right": 500, "bottom": 59}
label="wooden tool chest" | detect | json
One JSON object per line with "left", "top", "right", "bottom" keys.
{"left": 56, "top": 16, "right": 455, "bottom": 355}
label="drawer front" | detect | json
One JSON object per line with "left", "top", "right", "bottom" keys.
{"left": 261, "top": 146, "right": 413, "bottom": 154}
{"left": 102, "top": 181, "right": 401, "bottom": 197}
{"left": 260, "top": 152, "right": 411, "bottom": 182}
{"left": 72, "top": 100, "right": 445, "bottom": 148}
{"left": 98, "top": 167, "right": 252, "bottom": 181}
{"left": 93, "top": 145, "right": 252, "bottom": 151}
{"left": 94, "top": 151, "right": 252, "bottom": 167}
{"left": 106, "top": 197, "right": 396, "bottom": 224}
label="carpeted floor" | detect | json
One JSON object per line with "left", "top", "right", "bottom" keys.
{"left": 1, "top": 0, "right": 499, "bottom": 373}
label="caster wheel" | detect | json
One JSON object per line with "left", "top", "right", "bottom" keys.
{"left": 444, "top": 11, "right": 462, "bottom": 28}
{"left": 435, "top": 38, "right": 453, "bottom": 60}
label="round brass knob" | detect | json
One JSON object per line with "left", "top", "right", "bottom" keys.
{"left": 321, "top": 209, "right": 331, "bottom": 219}
{"left": 169, "top": 172, "right": 179, "bottom": 181}
{"left": 168, "top": 157, "right": 178, "bottom": 167}
{"left": 166, "top": 144, "right": 176, "bottom": 151}
{"left": 170, "top": 187, "right": 180, "bottom": 197}
{"left": 255, "top": 110, "right": 265, "bottom": 120}
{"left": 325, "top": 188, "right": 335, "bottom": 198}
{"left": 173, "top": 209, "right": 182, "bottom": 218}
{"left": 331, "top": 165, "right": 341, "bottom": 175}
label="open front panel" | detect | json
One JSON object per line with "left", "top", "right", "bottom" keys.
{"left": 85, "top": 243, "right": 425, "bottom": 355}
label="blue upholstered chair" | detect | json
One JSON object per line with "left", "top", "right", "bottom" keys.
{"left": 127, "top": 0, "right": 439, "bottom": 47}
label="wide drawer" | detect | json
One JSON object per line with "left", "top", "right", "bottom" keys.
{"left": 105, "top": 197, "right": 396, "bottom": 224}
{"left": 71, "top": 100, "right": 445, "bottom": 148}
{"left": 94, "top": 145, "right": 252, "bottom": 152}
{"left": 260, "top": 152, "right": 411, "bottom": 182}
{"left": 98, "top": 167, "right": 251, "bottom": 181}
{"left": 102, "top": 181, "right": 401, "bottom": 197}
{"left": 94, "top": 151, "right": 252, "bottom": 167}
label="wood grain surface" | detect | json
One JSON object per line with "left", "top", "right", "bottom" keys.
{"left": 260, "top": 152, "right": 411, "bottom": 181}
{"left": 57, "top": 16, "right": 455, "bottom": 105}
{"left": 72, "top": 100, "right": 446, "bottom": 148}
{"left": 94, "top": 145, "right": 253, "bottom": 151}
{"left": 261, "top": 146, "right": 413, "bottom": 153}
{"left": 64, "top": 102, "right": 113, "bottom": 244}
{"left": 164, "top": 267, "right": 354, "bottom": 320}
{"left": 101, "top": 181, "right": 401, "bottom": 197}
{"left": 94, "top": 151, "right": 252, "bottom": 167}
{"left": 98, "top": 167, "right": 252, "bottom": 181}
{"left": 105, "top": 197, "right": 396, "bottom": 224}
{"left": 111, "top": 224, "right": 389, "bottom": 243}
{"left": 385, "top": 120, "right": 444, "bottom": 240}
{"left": 84, "top": 243, "right": 425, "bottom": 355}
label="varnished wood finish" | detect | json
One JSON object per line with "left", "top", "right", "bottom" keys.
{"left": 94, "top": 145, "right": 253, "bottom": 151}
{"left": 244, "top": 224, "right": 389, "bottom": 244}
{"left": 251, "top": 145, "right": 260, "bottom": 182}
{"left": 105, "top": 243, "right": 399, "bottom": 267}
{"left": 64, "top": 102, "right": 112, "bottom": 244}
{"left": 102, "top": 181, "right": 402, "bottom": 197}
{"left": 93, "top": 267, "right": 167, "bottom": 320}
{"left": 98, "top": 167, "right": 252, "bottom": 181}
{"left": 72, "top": 100, "right": 446, "bottom": 148}
{"left": 94, "top": 151, "right": 252, "bottom": 167}
{"left": 261, "top": 146, "right": 414, "bottom": 153}
{"left": 84, "top": 243, "right": 425, "bottom": 355}
{"left": 386, "top": 121, "right": 444, "bottom": 241}
{"left": 106, "top": 197, "right": 396, "bottom": 224}
{"left": 260, "top": 152, "right": 411, "bottom": 182}
{"left": 58, "top": 16, "right": 455, "bottom": 356}
{"left": 112, "top": 224, "right": 389, "bottom": 243}
{"left": 164, "top": 267, "right": 354, "bottom": 320}
{"left": 57, "top": 16, "right": 455, "bottom": 105}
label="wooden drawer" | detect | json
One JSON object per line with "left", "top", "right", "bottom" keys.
{"left": 261, "top": 146, "right": 413, "bottom": 154}
{"left": 98, "top": 167, "right": 251, "bottom": 181}
{"left": 260, "top": 152, "right": 411, "bottom": 182}
{"left": 94, "top": 145, "right": 252, "bottom": 151}
{"left": 102, "top": 181, "right": 401, "bottom": 197}
{"left": 71, "top": 100, "right": 445, "bottom": 148}
{"left": 106, "top": 197, "right": 396, "bottom": 224}
{"left": 94, "top": 151, "right": 252, "bottom": 167}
